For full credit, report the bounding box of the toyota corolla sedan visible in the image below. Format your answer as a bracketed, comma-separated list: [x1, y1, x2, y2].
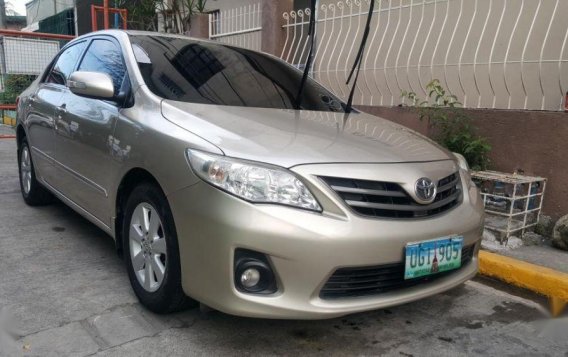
[16, 30, 484, 319]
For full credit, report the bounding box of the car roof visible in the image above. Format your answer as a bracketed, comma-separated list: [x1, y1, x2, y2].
[76, 29, 218, 45]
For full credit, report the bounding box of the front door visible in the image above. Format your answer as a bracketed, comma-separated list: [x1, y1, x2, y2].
[26, 41, 87, 185]
[54, 38, 128, 227]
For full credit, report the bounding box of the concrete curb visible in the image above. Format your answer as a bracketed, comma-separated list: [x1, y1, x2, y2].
[479, 250, 568, 316]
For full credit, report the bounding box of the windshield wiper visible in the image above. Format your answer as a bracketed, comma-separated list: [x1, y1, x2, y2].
[295, 0, 317, 109]
[345, 0, 375, 113]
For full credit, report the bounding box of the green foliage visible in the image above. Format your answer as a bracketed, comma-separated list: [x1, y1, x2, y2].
[117, 0, 161, 31]
[176, 0, 209, 32]
[401, 80, 491, 171]
[118, 0, 208, 33]
[1, 74, 35, 104]
[190, 0, 208, 13]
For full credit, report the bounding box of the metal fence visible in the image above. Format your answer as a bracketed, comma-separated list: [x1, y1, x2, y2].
[281, 0, 568, 111]
[0, 30, 74, 126]
[209, 3, 262, 51]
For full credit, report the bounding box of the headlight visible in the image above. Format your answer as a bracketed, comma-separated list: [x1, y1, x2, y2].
[187, 149, 321, 211]
[453, 153, 470, 171]
[453, 152, 476, 188]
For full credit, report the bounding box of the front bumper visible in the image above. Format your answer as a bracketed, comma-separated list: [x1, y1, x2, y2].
[168, 162, 484, 319]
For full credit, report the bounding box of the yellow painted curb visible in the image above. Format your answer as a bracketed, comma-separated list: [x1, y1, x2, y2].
[2, 116, 15, 126]
[479, 250, 568, 316]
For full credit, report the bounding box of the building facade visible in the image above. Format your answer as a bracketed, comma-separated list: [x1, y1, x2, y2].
[24, 0, 75, 32]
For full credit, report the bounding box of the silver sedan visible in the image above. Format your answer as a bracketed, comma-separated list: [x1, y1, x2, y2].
[15, 30, 484, 319]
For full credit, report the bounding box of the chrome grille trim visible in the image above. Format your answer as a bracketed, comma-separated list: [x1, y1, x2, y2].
[437, 176, 460, 193]
[320, 172, 462, 219]
[329, 186, 407, 197]
[345, 191, 460, 212]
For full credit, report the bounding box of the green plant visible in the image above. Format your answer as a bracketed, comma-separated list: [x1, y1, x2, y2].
[401, 80, 491, 171]
[119, 0, 208, 33]
[191, 0, 208, 13]
[117, 0, 161, 31]
[1, 74, 35, 104]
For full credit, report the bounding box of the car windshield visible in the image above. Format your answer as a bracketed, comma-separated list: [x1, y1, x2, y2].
[128, 34, 345, 112]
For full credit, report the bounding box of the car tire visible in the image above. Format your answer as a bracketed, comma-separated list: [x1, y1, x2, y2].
[123, 182, 197, 313]
[18, 137, 53, 206]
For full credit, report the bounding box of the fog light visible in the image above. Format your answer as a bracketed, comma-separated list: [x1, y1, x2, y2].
[240, 268, 260, 288]
[234, 249, 278, 294]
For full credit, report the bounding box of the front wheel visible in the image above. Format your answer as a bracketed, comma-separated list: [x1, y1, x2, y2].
[123, 182, 196, 313]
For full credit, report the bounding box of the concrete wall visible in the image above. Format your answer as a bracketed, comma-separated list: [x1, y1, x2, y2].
[188, 14, 209, 38]
[359, 105, 568, 220]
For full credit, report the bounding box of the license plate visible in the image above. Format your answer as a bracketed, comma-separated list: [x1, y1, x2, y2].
[404, 236, 463, 280]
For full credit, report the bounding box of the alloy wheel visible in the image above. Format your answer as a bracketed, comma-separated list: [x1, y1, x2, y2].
[20, 146, 32, 195]
[129, 202, 167, 292]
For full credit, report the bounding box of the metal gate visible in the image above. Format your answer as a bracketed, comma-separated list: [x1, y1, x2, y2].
[281, 0, 568, 111]
[209, 3, 262, 51]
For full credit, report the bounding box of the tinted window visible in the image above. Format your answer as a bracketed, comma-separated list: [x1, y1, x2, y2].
[129, 35, 345, 112]
[46, 41, 87, 85]
[78, 39, 126, 93]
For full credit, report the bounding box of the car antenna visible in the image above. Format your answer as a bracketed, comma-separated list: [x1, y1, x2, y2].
[295, 0, 317, 110]
[345, 0, 375, 113]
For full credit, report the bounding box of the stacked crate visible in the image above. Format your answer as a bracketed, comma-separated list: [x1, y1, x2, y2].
[471, 171, 546, 242]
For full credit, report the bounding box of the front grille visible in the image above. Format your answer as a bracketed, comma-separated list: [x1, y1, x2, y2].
[320, 173, 461, 219]
[320, 245, 475, 299]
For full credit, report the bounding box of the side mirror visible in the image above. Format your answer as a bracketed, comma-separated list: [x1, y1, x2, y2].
[67, 71, 115, 99]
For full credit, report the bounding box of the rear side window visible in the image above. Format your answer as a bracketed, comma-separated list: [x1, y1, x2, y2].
[78, 39, 126, 93]
[45, 41, 87, 86]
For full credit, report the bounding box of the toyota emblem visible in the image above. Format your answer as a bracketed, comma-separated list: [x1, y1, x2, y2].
[415, 177, 437, 203]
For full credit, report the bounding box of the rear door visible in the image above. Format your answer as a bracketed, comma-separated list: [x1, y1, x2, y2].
[54, 37, 128, 226]
[26, 41, 86, 185]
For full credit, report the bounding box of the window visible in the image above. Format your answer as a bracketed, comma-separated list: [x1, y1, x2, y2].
[46, 41, 87, 86]
[129, 35, 345, 112]
[78, 39, 126, 94]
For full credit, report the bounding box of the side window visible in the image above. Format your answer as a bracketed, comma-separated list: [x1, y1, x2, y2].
[45, 42, 87, 85]
[78, 39, 126, 94]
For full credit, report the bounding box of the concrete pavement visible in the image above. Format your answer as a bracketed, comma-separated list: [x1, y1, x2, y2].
[0, 130, 566, 356]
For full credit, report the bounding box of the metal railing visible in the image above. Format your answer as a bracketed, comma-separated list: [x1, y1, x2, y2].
[0, 30, 75, 126]
[281, 0, 568, 111]
[209, 3, 262, 51]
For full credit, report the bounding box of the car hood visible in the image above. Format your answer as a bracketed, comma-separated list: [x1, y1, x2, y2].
[161, 101, 452, 168]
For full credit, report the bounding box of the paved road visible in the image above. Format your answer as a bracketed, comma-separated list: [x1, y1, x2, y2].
[0, 131, 566, 356]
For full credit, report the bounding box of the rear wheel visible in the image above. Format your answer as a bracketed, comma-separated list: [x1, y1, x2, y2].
[18, 137, 53, 206]
[123, 182, 196, 313]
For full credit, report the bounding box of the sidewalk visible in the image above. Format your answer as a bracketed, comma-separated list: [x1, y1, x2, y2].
[498, 244, 568, 274]
[0, 124, 15, 137]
